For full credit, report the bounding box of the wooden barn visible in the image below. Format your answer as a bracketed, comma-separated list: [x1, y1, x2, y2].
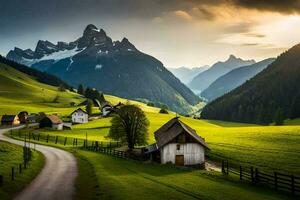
[146, 117, 209, 166]
[39, 115, 63, 130]
[1, 115, 20, 126]
[18, 111, 29, 123]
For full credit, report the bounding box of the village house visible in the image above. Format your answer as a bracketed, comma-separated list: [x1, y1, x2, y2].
[1, 115, 20, 126]
[18, 111, 29, 123]
[71, 108, 88, 124]
[101, 101, 124, 117]
[146, 117, 209, 166]
[39, 115, 63, 130]
[27, 114, 38, 123]
[101, 102, 114, 117]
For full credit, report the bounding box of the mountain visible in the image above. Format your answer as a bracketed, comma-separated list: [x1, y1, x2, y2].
[188, 55, 256, 93]
[0, 55, 70, 88]
[168, 66, 210, 85]
[6, 24, 200, 114]
[201, 58, 275, 101]
[201, 43, 300, 124]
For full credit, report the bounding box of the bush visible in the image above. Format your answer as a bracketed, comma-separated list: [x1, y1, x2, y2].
[159, 108, 169, 114]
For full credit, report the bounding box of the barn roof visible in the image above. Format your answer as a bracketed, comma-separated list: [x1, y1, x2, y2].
[71, 108, 87, 115]
[154, 117, 209, 149]
[46, 115, 63, 124]
[1, 115, 18, 122]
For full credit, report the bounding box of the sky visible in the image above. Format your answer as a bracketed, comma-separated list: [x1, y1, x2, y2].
[1, 0, 300, 68]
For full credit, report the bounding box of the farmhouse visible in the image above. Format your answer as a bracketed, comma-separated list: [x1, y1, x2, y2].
[39, 115, 63, 130]
[71, 108, 88, 124]
[146, 117, 209, 166]
[18, 111, 28, 123]
[1, 115, 20, 126]
[101, 101, 124, 117]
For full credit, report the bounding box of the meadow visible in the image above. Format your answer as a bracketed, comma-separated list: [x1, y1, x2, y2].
[34, 109, 300, 175]
[0, 141, 44, 200]
[74, 149, 291, 200]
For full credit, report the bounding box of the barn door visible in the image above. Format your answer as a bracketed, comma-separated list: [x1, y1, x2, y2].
[175, 155, 184, 166]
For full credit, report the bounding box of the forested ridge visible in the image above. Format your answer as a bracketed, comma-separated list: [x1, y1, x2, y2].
[201, 43, 300, 124]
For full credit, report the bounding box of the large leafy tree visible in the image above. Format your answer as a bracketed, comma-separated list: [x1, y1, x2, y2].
[109, 105, 149, 150]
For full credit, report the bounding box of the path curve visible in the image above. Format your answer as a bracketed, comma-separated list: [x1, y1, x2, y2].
[0, 125, 77, 200]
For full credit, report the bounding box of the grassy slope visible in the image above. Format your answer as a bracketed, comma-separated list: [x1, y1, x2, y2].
[0, 141, 44, 200]
[76, 150, 290, 200]
[0, 63, 84, 115]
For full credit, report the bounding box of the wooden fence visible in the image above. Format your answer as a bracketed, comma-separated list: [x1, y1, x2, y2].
[10, 130, 120, 148]
[0, 146, 32, 187]
[85, 145, 128, 158]
[222, 160, 300, 196]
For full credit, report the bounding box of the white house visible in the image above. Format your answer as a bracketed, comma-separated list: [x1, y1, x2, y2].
[71, 108, 88, 124]
[146, 117, 209, 166]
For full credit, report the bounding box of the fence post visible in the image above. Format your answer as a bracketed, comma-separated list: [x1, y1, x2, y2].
[76, 138, 78, 146]
[226, 160, 229, 175]
[291, 175, 295, 196]
[221, 161, 224, 174]
[0, 175, 3, 187]
[46, 135, 49, 143]
[240, 166, 242, 180]
[274, 172, 278, 190]
[19, 163, 22, 174]
[11, 167, 14, 181]
[55, 136, 58, 144]
[64, 137, 67, 146]
[255, 168, 259, 183]
[251, 167, 254, 183]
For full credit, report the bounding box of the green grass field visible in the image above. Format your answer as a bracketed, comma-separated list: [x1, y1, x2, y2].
[75, 150, 290, 200]
[36, 112, 300, 175]
[0, 141, 44, 200]
[0, 63, 85, 116]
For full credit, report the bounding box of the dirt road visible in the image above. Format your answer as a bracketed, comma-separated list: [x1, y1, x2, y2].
[0, 126, 77, 200]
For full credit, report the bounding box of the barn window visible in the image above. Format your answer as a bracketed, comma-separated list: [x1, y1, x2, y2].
[177, 144, 180, 150]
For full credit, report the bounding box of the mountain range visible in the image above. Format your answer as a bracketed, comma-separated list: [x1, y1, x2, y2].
[201, 43, 300, 124]
[168, 66, 210, 85]
[6, 24, 200, 114]
[201, 58, 275, 101]
[188, 55, 256, 93]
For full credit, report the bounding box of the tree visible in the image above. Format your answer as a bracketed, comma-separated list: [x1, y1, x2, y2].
[58, 84, 66, 92]
[108, 105, 149, 150]
[78, 84, 85, 95]
[274, 108, 284, 125]
[86, 99, 93, 115]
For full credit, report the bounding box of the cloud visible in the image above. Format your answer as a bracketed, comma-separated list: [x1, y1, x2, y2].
[232, 0, 300, 14]
[173, 10, 193, 21]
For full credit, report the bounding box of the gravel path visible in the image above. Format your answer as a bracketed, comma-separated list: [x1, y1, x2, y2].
[0, 125, 77, 200]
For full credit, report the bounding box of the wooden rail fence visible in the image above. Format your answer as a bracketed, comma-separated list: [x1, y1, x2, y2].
[0, 146, 32, 187]
[222, 160, 300, 196]
[10, 130, 120, 149]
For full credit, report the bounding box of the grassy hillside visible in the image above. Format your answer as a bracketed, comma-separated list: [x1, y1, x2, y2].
[0, 63, 85, 115]
[0, 141, 44, 200]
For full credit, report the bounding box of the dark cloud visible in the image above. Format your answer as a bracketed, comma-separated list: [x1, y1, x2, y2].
[232, 0, 300, 14]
